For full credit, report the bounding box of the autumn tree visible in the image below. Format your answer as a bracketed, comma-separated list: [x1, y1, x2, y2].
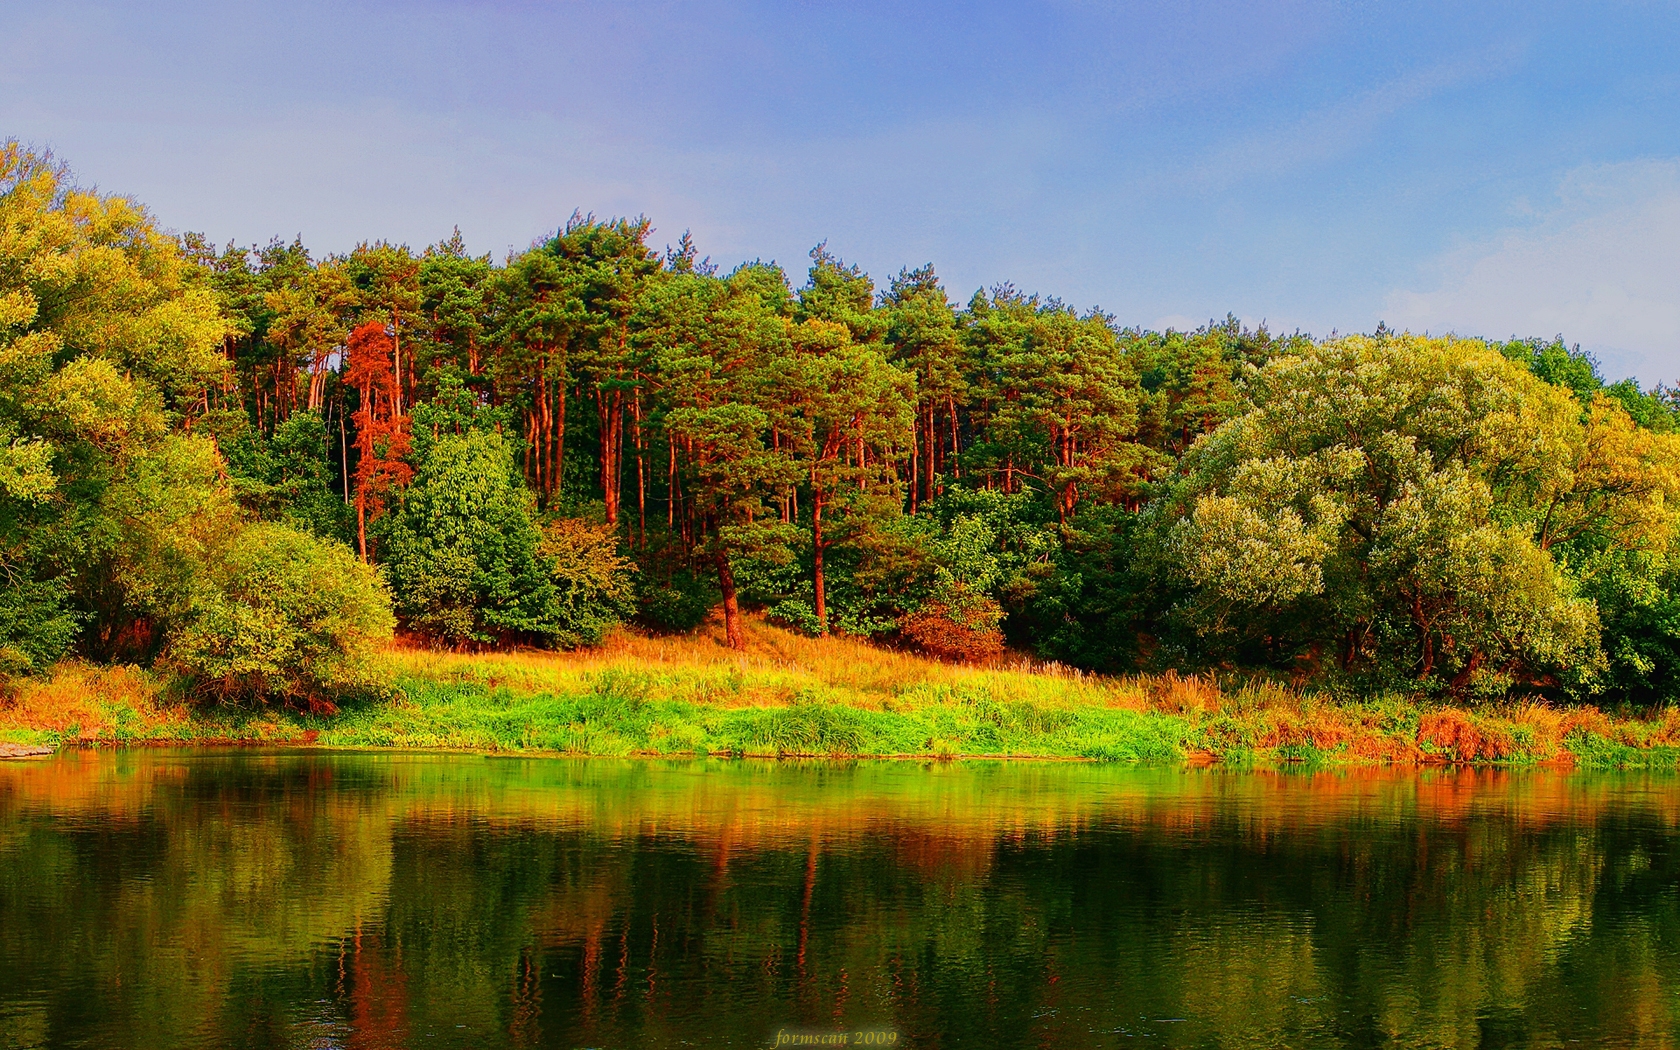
[344, 321, 413, 561]
[345, 242, 422, 411]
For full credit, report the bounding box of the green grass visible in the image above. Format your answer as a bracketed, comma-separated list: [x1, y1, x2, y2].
[5, 616, 1680, 766]
[308, 675, 1192, 760]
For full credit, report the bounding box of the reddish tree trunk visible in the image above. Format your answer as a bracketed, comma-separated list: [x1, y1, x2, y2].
[812, 487, 827, 636]
[356, 494, 368, 562]
[716, 552, 744, 650]
[948, 394, 960, 478]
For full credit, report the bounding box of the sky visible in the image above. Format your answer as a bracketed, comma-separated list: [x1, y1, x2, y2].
[5, 0, 1680, 382]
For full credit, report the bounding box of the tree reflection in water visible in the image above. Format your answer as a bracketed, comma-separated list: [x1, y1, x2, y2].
[1, 751, 1676, 1048]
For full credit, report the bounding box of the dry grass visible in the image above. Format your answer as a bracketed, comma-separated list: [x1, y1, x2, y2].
[0, 664, 187, 745]
[2, 613, 1679, 767]
[381, 612, 1153, 715]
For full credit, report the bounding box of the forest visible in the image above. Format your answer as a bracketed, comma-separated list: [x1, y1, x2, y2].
[8, 139, 1680, 712]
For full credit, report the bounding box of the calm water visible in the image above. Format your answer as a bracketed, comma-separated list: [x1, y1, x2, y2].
[1, 752, 1678, 1049]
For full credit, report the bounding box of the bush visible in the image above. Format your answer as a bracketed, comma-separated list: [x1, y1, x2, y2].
[164, 522, 393, 707]
[899, 596, 1006, 662]
[381, 430, 558, 647]
[540, 516, 636, 646]
[0, 580, 80, 676]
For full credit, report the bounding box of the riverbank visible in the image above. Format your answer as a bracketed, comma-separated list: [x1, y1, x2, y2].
[3, 618, 1678, 766]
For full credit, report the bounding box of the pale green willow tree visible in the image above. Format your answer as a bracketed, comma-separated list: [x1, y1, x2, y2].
[1165, 333, 1634, 693]
[0, 142, 226, 668]
[165, 522, 394, 707]
[0, 142, 392, 700]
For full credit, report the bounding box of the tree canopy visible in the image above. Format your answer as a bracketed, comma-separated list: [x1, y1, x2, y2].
[14, 140, 1680, 707]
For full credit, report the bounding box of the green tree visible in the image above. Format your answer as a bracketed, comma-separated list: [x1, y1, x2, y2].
[974, 294, 1158, 521]
[549, 215, 662, 527]
[659, 265, 800, 649]
[1166, 334, 1617, 693]
[419, 228, 495, 382]
[380, 428, 559, 647]
[0, 142, 231, 670]
[777, 319, 914, 634]
[796, 243, 884, 343]
[1131, 315, 1301, 457]
[883, 264, 967, 511]
[490, 246, 582, 508]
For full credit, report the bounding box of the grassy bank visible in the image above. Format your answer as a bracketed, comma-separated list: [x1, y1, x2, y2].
[3, 617, 1679, 766]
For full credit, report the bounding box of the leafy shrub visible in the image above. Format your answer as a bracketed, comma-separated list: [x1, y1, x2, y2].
[0, 580, 80, 676]
[164, 522, 393, 707]
[899, 591, 1006, 662]
[540, 516, 637, 646]
[381, 430, 558, 647]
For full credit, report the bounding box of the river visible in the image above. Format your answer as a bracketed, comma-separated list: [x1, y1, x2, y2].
[1, 750, 1676, 1048]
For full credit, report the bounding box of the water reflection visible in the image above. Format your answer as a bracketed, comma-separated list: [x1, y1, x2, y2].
[1, 752, 1677, 1048]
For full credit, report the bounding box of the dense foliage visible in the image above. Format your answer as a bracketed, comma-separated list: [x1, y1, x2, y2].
[12, 140, 1680, 705]
[164, 522, 393, 706]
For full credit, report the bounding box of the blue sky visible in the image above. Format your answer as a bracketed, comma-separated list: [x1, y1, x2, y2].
[6, 1, 1680, 382]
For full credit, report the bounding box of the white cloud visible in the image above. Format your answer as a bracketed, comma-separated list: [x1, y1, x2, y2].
[1387, 159, 1680, 384]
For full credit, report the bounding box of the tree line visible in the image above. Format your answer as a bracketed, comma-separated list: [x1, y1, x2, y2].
[7, 140, 1680, 706]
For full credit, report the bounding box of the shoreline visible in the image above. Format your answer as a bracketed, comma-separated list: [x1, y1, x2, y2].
[1, 738, 1650, 769]
[1, 743, 1630, 771]
[4, 622, 1679, 769]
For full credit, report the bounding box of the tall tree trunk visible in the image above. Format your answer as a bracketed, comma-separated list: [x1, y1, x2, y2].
[392, 316, 403, 414]
[525, 408, 540, 500]
[356, 493, 368, 563]
[910, 428, 919, 514]
[598, 388, 624, 526]
[925, 405, 937, 503]
[948, 394, 960, 478]
[610, 392, 623, 523]
[552, 369, 567, 507]
[668, 441, 677, 529]
[1413, 591, 1434, 679]
[633, 386, 646, 547]
[716, 552, 744, 650]
[340, 409, 350, 504]
[812, 484, 827, 636]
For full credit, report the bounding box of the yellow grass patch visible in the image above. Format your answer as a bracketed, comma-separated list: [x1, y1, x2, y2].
[0, 663, 189, 743]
